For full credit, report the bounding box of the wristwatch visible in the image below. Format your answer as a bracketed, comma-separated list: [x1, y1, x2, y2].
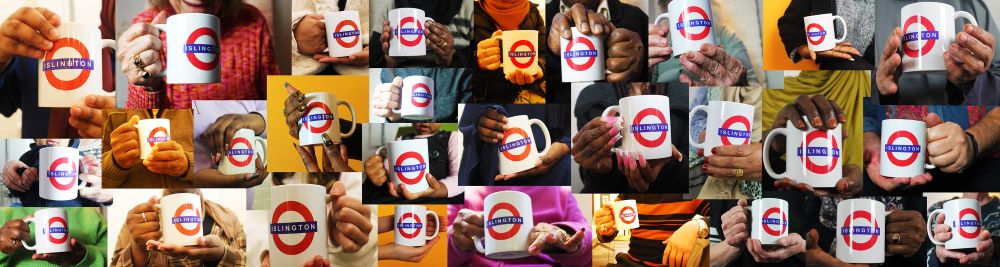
[692, 214, 709, 238]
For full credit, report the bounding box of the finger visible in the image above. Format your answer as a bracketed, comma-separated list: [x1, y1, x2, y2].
[569, 4, 592, 35]
[948, 44, 986, 74]
[794, 95, 824, 130]
[0, 37, 44, 58]
[963, 24, 995, 50]
[13, 7, 60, 41]
[2, 18, 54, 50]
[810, 95, 839, 129]
[881, 27, 903, 62]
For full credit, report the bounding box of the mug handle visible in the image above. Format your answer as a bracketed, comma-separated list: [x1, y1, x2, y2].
[21, 217, 36, 250]
[337, 99, 357, 138]
[653, 13, 670, 27]
[688, 105, 708, 149]
[762, 128, 790, 179]
[323, 195, 344, 253]
[528, 118, 552, 157]
[152, 25, 169, 77]
[425, 210, 440, 240]
[600, 105, 623, 141]
[954, 11, 979, 28]
[832, 16, 848, 43]
[473, 235, 487, 253]
[926, 209, 946, 245]
[254, 136, 267, 167]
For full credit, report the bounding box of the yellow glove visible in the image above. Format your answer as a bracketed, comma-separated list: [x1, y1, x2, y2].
[477, 30, 502, 70]
[505, 69, 544, 85]
[661, 219, 707, 267]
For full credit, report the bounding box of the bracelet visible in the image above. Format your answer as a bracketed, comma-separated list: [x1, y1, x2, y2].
[966, 131, 980, 159]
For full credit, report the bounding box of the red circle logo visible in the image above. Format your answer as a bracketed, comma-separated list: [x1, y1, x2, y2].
[302, 101, 334, 134]
[500, 127, 533, 162]
[333, 19, 361, 48]
[902, 15, 939, 58]
[184, 27, 220, 71]
[884, 131, 921, 167]
[676, 6, 713, 41]
[147, 127, 170, 147]
[396, 17, 424, 47]
[957, 208, 981, 239]
[797, 130, 840, 174]
[410, 83, 432, 108]
[618, 206, 637, 224]
[47, 216, 68, 244]
[761, 207, 788, 236]
[631, 108, 670, 148]
[47, 157, 78, 191]
[271, 201, 318, 255]
[508, 40, 536, 69]
[396, 212, 423, 239]
[394, 151, 427, 185]
[563, 37, 598, 71]
[172, 203, 202, 236]
[719, 115, 751, 146]
[227, 137, 254, 167]
[840, 210, 880, 251]
[487, 202, 524, 240]
[806, 23, 827, 46]
[43, 37, 93, 91]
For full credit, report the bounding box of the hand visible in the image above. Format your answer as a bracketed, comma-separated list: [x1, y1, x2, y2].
[616, 145, 682, 192]
[146, 235, 225, 262]
[283, 82, 306, 138]
[380, 20, 398, 67]
[2, 160, 36, 192]
[547, 3, 612, 58]
[0, 217, 29, 255]
[876, 27, 903, 96]
[495, 143, 570, 181]
[886, 210, 926, 257]
[795, 42, 861, 61]
[476, 108, 507, 144]
[933, 213, 994, 264]
[294, 14, 327, 56]
[648, 23, 671, 67]
[69, 95, 114, 138]
[379, 237, 441, 262]
[79, 173, 112, 203]
[661, 219, 705, 266]
[0, 7, 61, 64]
[313, 46, 369, 65]
[774, 164, 862, 197]
[747, 234, 805, 263]
[527, 222, 585, 255]
[371, 77, 402, 122]
[294, 136, 352, 172]
[944, 24, 995, 86]
[143, 141, 189, 177]
[804, 228, 869, 267]
[768, 94, 847, 152]
[195, 155, 267, 188]
[925, 113, 973, 173]
[864, 132, 933, 191]
[117, 11, 167, 89]
[297, 255, 330, 267]
[721, 199, 749, 247]
[426, 20, 455, 66]
[450, 209, 484, 251]
[678, 43, 746, 86]
[125, 197, 160, 252]
[111, 115, 142, 169]
[477, 30, 502, 70]
[33, 238, 87, 266]
[606, 28, 644, 82]
[328, 182, 372, 253]
[200, 113, 266, 156]
[395, 173, 448, 199]
[703, 143, 763, 181]
[363, 153, 388, 186]
[593, 203, 617, 237]
[571, 117, 617, 174]
[505, 69, 544, 85]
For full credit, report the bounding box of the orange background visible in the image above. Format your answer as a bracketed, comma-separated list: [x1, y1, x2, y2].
[377, 204, 450, 266]
[762, 0, 820, 70]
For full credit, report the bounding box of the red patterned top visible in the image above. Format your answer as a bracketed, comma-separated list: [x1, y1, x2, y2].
[126, 4, 279, 108]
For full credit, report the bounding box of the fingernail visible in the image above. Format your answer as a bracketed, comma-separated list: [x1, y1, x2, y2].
[838, 114, 846, 122]
[711, 147, 718, 154]
[580, 23, 589, 31]
[828, 118, 837, 128]
[529, 245, 538, 253]
[607, 135, 618, 146]
[322, 134, 333, 147]
[48, 29, 58, 37]
[795, 120, 805, 128]
[608, 125, 619, 136]
[284, 82, 290, 88]
[812, 118, 822, 127]
[638, 154, 647, 167]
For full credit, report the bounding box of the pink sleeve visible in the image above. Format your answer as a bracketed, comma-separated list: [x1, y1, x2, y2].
[447, 199, 474, 265]
[125, 84, 165, 108]
[442, 131, 464, 197]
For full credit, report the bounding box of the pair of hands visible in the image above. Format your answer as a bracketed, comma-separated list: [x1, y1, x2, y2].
[451, 209, 585, 255]
[124, 196, 225, 263]
[364, 153, 448, 199]
[795, 42, 862, 62]
[380, 19, 454, 67]
[931, 213, 994, 264]
[877, 25, 996, 95]
[283, 82, 353, 172]
[648, 23, 747, 86]
[803, 210, 927, 266]
[696, 132, 763, 182]
[110, 115, 189, 177]
[548, 4, 643, 82]
[720, 199, 805, 263]
[376, 213, 446, 262]
[192, 112, 269, 187]
[864, 112, 973, 191]
[571, 116, 679, 192]
[117, 11, 167, 90]
[0, 216, 88, 265]
[476, 108, 569, 181]
[294, 14, 369, 65]
[476, 30, 544, 85]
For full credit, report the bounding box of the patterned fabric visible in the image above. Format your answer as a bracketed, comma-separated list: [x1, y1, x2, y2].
[835, 0, 876, 54]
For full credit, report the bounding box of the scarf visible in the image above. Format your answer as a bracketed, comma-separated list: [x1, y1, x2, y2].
[481, 0, 530, 30]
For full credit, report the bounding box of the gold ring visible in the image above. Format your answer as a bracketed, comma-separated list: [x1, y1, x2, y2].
[142, 212, 147, 223]
[892, 233, 901, 244]
[732, 168, 744, 178]
[132, 54, 146, 68]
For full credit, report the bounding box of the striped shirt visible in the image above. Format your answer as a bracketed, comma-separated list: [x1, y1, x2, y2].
[605, 195, 709, 266]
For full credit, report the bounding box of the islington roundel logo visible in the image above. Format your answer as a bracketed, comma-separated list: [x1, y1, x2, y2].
[393, 151, 427, 185]
[43, 37, 94, 91]
[333, 20, 361, 48]
[172, 203, 202, 236]
[884, 131, 921, 167]
[508, 40, 536, 69]
[806, 23, 827, 46]
[301, 101, 334, 134]
[395, 17, 425, 47]
[500, 127, 533, 162]
[47, 157, 78, 191]
[840, 210, 881, 251]
[631, 108, 670, 148]
[410, 83, 432, 108]
[46, 216, 69, 244]
[270, 201, 319, 255]
[761, 207, 788, 236]
[676, 6, 713, 41]
[718, 115, 752, 145]
[147, 127, 170, 147]
[227, 137, 254, 167]
[618, 206, 637, 224]
[955, 208, 981, 239]
[396, 212, 424, 239]
[902, 15, 939, 58]
[796, 130, 840, 174]
[184, 27, 220, 71]
[563, 37, 598, 71]
[487, 202, 524, 240]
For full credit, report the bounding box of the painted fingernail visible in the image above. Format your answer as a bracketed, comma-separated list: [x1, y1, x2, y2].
[284, 82, 290, 88]
[828, 118, 837, 128]
[607, 135, 618, 146]
[795, 120, 805, 128]
[529, 245, 538, 253]
[608, 125, 619, 136]
[711, 147, 718, 155]
[838, 114, 847, 122]
[638, 154, 647, 167]
[812, 118, 822, 127]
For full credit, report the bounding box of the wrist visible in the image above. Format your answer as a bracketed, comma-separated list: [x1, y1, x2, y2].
[966, 131, 981, 160]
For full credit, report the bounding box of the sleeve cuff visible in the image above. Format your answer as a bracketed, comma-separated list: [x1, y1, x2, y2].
[126, 85, 165, 108]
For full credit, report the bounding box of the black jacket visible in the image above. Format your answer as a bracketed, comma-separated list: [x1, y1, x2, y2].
[777, 0, 874, 70]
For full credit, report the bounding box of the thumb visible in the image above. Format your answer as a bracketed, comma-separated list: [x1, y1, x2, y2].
[391, 76, 403, 89]
[805, 229, 819, 249]
[152, 10, 168, 25]
[737, 198, 748, 207]
[924, 113, 943, 127]
[128, 115, 141, 125]
[304, 13, 325, 20]
[284, 82, 300, 95]
[329, 180, 346, 198]
[491, 29, 503, 39]
[86, 95, 114, 109]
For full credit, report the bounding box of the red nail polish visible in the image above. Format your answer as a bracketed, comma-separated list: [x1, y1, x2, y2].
[711, 147, 718, 155]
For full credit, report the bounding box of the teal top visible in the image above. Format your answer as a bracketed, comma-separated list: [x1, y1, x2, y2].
[0, 208, 107, 267]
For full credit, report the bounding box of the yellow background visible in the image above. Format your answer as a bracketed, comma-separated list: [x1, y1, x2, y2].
[762, 0, 820, 70]
[377, 204, 450, 266]
[265, 75, 369, 172]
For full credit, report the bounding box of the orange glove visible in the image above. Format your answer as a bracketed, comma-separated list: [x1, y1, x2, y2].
[505, 69, 544, 85]
[662, 218, 707, 267]
[476, 30, 502, 70]
[143, 141, 189, 177]
[110, 115, 141, 169]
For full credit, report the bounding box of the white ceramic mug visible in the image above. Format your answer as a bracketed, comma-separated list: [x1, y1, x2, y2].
[270, 184, 340, 264]
[501, 30, 541, 75]
[803, 13, 847, 52]
[159, 193, 203, 246]
[611, 200, 639, 230]
[560, 27, 605, 82]
[23, 208, 70, 254]
[498, 115, 552, 175]
[219, 128, 267, 175]
[137, 118, 171, 160]
[901, 2, 978, 72]
[298, 92, 357, 145]
[38, 22, 114, 108]
[154, 13, 221, 84]
[928, 199, 981, 250]
[394, 205, 440, 247]
[324, 11, 363, 57]
[474, 190, 533, 259]
[836, 199, 885, 264]
[879, 119, 935, 178]
[601, 95, 672, 159]
[39, 147, 83, 201]
[389, 139, 430, 193]
[763, 119, 842, 188]
[393, 76, 434, 120]
[653, 0, 716, 56]
[388, 8, 431, 57]
[689, 101, 754, 156]
[746, 198, 789, 245]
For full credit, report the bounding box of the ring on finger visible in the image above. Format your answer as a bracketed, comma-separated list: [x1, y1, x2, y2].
[132, 54, 147, 68]
[142, 212, 148, 223]
[141, 70, 151, 80]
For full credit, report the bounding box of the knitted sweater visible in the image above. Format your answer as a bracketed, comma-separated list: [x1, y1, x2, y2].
[101, 109, 195, 188]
